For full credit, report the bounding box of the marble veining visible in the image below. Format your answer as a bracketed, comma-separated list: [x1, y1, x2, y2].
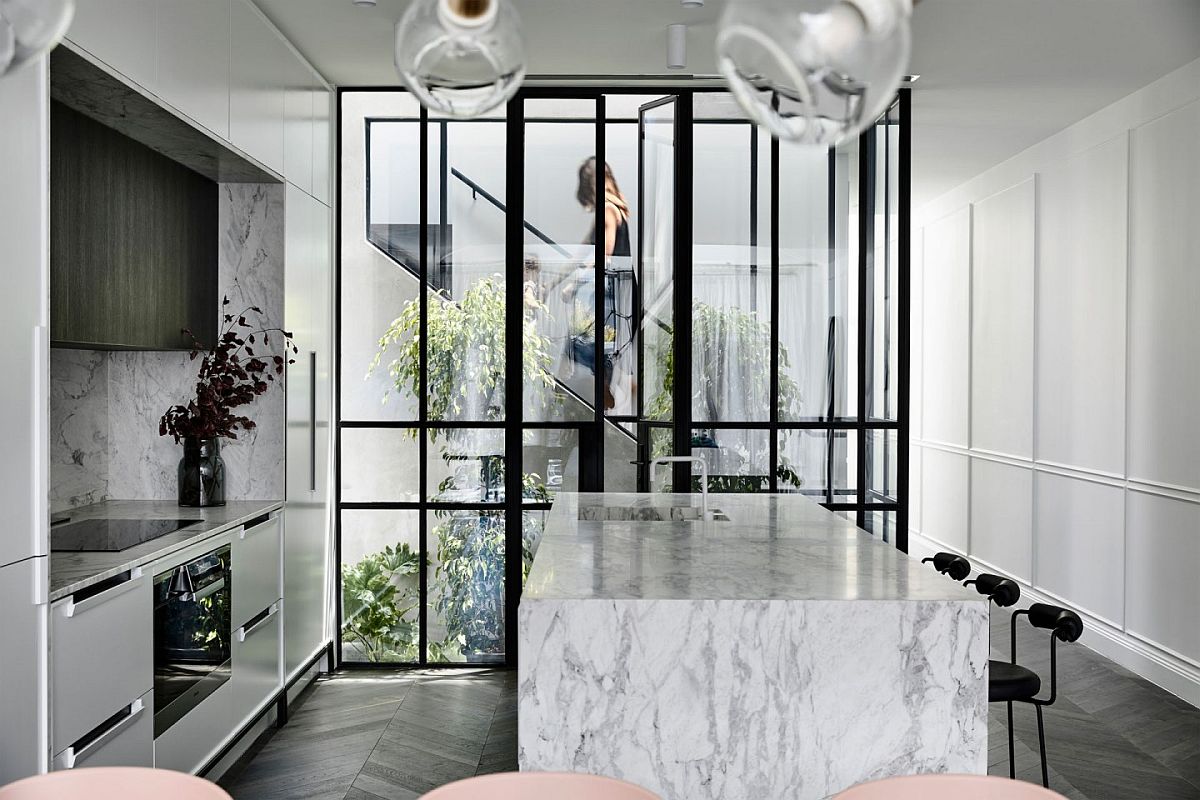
[50, 184, 286, 505]
[519, 493, 989, 800]
[49, 499, 282, 601]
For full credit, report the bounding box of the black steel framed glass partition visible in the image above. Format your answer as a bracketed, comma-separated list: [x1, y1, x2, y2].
[336, 87, 910, 668]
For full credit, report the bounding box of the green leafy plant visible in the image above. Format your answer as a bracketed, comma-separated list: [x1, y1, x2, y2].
[647, 301, 804, 489]
[341, 543, 420, 662]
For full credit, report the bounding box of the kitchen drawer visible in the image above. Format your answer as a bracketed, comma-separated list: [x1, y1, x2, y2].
[52, 689, 152, 771]
[153, 678, 233, 774]
[51, 568, 153, 754]
[232, 512, 282, 628]
[232, 601, 282, 722]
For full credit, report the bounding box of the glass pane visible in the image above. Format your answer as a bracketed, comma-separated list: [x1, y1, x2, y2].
[604, 110, 644, 419]
[427, 427, 506, 503]
[864, 510, 898, 543]
[603, 423, 638, 492]
[427, 509, 505, 664]
[867, 103, 900, 422]
[523, 427, 580, 501]
[693, 116, 771, 423]
[777, 429, 858, 501]
[523, 510, 549, 582]
[523, 99, 598, 422]
[866, 427, 898, 503]
[649, 426, 673, 491]
[340, 510, 421, 664]
[641, 100, 676, 424]
[693, 428, 770, 492]
[340, 428, 420, 503]
[346, 108, 422, 422]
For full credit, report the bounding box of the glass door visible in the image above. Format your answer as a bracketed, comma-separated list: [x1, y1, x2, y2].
[636, 96, 682, 491]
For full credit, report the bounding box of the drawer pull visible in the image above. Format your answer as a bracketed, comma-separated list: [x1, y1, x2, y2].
[236, 602, 280, 642]
[65, 568, 143, 618]
[62, 698, 145, 769]
[238, 513, 276, 540]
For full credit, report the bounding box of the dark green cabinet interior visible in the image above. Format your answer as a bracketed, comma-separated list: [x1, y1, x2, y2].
[50, 101, 217, 350]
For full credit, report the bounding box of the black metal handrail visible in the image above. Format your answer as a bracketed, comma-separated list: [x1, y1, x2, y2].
[451, 168, 572, 259]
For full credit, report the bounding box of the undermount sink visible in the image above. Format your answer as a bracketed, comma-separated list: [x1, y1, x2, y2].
[578, 505, 730, 522]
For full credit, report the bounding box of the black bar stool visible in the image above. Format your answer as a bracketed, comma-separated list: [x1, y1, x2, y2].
[921, 551, 971, 580]
[990, 601, 1084, 788]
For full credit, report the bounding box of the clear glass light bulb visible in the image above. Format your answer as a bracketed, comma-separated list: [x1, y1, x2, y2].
[0, 0, 75, 77]
[394, 0, 526, 119]
[717, 0, 910, 145]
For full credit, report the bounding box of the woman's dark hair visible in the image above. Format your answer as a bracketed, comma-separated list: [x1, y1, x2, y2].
[576, 157, 625, 210]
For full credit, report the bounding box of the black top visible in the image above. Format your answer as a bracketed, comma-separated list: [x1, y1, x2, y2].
[588, 204, 631, 260]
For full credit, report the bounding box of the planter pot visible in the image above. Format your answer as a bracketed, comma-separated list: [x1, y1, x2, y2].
[178, 437, 226, 507]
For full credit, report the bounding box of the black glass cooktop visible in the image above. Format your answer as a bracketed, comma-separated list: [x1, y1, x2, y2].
[50, 518, 202, 552]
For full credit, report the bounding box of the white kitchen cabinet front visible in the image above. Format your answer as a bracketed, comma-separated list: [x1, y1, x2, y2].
[64, 0, 158, 92]
[283, 186, 332, 679]
[229, 0, 288, 175]
[0, 559, 48, 783]
[312, 80, 332, 205]
[155, 0, 231, 139]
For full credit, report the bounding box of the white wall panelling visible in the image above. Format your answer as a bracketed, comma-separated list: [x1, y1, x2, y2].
[969, 457, 1032, 583]
[912, 58, 1200, 705]
[920, 208, 971, 448]
[919, 447, 969, 553]
[1033, 471, 1126, 628]
[156, 0, 231, 138]
[65, 0, 158, 93]
[1035, 134, 1128, 476]
[1125, 490, 1200, 665]
[970, 178, 1035, 459]
[1127, 99, 1200, 494]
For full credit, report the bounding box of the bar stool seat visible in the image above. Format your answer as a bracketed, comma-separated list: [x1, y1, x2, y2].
[0, 768, 231, 799]
[420, 772, 660, 799]
[989, 660, 1042, 702]
[833, 773, 1066, 798]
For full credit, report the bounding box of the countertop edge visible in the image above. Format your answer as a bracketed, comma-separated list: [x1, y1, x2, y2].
[49, 500, 284, 603]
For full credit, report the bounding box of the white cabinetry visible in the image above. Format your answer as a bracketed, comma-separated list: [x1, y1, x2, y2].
[156, 0, 230, 138]
[284, 65, 315, 195]
[65, 0, 157, 91]
[284, 186, 332, 679]
[230, 0, 290, 175]
[312, 80, 332, 204]
[0, 559, 48, 782]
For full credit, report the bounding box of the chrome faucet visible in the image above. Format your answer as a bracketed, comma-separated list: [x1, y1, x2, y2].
[650, 456, 711, 521]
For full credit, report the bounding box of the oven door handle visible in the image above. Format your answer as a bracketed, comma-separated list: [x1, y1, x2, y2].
[236, 602, 280, 643]
[60, 697, 145, 769]
[190, 577, 227, 603]
[65, 568, 144, 618]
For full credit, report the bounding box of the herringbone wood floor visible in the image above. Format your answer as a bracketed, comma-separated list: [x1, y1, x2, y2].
[222, 616, 1199, 800]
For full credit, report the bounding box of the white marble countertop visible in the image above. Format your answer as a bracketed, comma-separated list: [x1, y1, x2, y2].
[49, 499, 283, 601]
[523, 492, 983, 603]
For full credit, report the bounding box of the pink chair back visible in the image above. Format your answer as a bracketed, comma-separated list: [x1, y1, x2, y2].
[0, 768, 232, 800]
[420, 772, 660, 799]
[834, 774, 1067, 799]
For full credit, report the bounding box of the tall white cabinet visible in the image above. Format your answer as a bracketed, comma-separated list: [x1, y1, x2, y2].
[284, 184, 333, 680]
[0, 61, 51, 784]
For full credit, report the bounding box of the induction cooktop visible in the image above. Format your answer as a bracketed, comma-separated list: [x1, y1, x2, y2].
[50, 518, 202, 552]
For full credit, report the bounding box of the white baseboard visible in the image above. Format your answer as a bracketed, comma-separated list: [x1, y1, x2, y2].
[908, 529, 1200, 708]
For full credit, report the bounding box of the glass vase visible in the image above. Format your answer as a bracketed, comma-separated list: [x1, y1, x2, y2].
[178, 437, 226, 507]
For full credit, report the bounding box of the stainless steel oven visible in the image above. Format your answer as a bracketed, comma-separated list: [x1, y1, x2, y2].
[153, 543, 231, 737]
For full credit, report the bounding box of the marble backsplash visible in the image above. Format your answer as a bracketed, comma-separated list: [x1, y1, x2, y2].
[50, 184, 286, 513]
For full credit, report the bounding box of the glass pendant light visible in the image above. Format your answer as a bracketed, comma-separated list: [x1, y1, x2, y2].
[716, 0, 911, 145]
[0, 0, 74, 77]
[394, 0, 525, 119]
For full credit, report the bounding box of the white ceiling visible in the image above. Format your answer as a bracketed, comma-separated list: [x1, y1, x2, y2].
[254, 0, 1200, 208]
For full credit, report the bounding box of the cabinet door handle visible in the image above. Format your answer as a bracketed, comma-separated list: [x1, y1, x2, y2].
[238, 513, 277, 540]
[236, 602, 280, 643]
[309, 350, 317, 492]
[62, 697, 145, 769]
[65, 568, 143, 618]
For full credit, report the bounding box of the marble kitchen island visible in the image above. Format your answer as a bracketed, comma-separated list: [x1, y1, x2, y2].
[518, 493, 989, 800]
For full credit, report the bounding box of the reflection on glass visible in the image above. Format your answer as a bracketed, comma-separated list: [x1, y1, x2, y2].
[691, 428, 771, 492]
[340, 510, 421, 664]
[340, 428, 420, 503]
[523, 427, 579, 501]
[866, 428, 897, 503]
[777, 429, 857, 501]
[427, 428, 506, 502]
[427, 510, 505, 663]
[641, 101, 675, 426]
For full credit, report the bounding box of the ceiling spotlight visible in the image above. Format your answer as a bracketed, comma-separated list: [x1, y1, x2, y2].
[0, 0, 75, 78]
[352, 0, 377, 7]
[681, 0, 704, 7]
[394, 0, 526, 119]
[667, 23, 686, 70]
[717, 0, 912, 146]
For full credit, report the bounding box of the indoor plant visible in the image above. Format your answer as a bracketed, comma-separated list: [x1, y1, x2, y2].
[160, 297, 296, 507]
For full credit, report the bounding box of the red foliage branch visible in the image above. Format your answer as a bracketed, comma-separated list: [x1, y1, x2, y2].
[159, 296, 298, 443]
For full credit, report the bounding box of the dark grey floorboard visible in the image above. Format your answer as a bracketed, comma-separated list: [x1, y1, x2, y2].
[224, 616, 1196, 800]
